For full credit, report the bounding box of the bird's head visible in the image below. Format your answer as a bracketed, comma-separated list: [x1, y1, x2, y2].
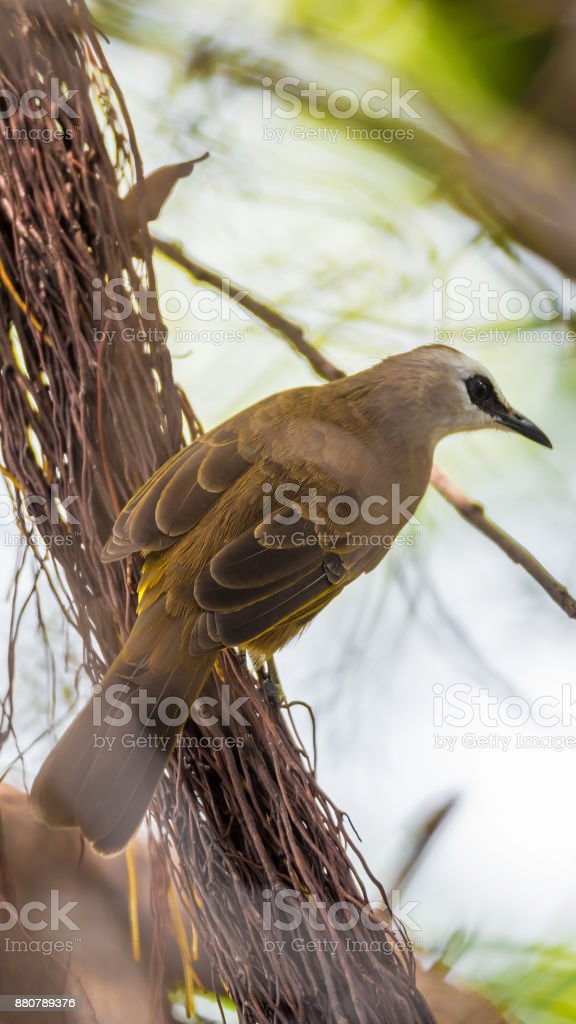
[403, 345, 552, 449]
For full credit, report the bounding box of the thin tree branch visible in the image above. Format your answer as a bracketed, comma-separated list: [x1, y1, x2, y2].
[151, 236, 344, 383]
[153, 236, 576, 621]
[430, 465, 576, 619]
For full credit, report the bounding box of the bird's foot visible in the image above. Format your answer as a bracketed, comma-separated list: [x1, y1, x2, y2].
[259, 659, 287, 707]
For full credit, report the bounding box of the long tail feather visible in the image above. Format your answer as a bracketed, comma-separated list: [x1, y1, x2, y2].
[31, 651, 214, 855]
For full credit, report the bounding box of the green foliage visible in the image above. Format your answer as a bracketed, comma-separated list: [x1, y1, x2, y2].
[433, 933, 576, 1024]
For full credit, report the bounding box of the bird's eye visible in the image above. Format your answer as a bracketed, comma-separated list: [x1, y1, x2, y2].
[466, 375, 493, 406]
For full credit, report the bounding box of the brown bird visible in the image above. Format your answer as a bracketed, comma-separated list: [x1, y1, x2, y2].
[31, 345, 551, 854]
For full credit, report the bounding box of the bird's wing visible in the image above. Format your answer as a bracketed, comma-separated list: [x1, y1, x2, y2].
[103, 396, 381, 652]
[101, 424, 252, 561]
[102, 390, 356, 563]
[188, 516, 352, 652]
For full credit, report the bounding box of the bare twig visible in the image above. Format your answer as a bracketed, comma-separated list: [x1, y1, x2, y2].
[430, 465, 576, 619]
[152, 236, 344, 383]
[392, 798, 458, 892]
[153, 237, 576, 621]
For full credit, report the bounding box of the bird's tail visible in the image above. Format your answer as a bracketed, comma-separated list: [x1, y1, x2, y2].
[31, 623, 215, 855]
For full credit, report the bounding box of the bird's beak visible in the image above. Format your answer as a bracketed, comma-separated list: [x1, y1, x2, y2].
[494, 408, 553, 448]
